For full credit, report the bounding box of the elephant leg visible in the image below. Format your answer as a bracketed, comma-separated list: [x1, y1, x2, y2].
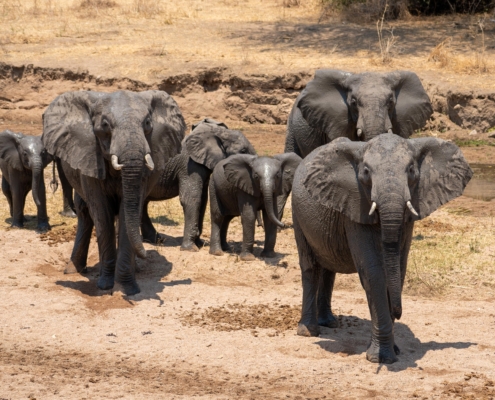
[276, 193, 288, 221]
[57, 160, 76, 218]
[194, 180, 209, 249]
[293, 213, 320, 337]
[10, 178, 25, 228]
[220, 216, 234, 252]
[2, 177, 13, 217]
[209, 210, 225, 256]
[141, 200, 161, 244]
[66, 194, 93, 274]
[35, 176, 50, 232]
[345, 221, 397, 364]
[240, 204, 256, 261]
[317, 269, 339, 328]
[260, 208, 277, 258]
[115, 201, 140, 296]
[180, 173, 207, 252]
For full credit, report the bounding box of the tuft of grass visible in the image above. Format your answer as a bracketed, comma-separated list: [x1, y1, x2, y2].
[454, 139, 495, 147]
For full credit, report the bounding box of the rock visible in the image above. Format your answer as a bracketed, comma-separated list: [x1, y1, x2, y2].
[469, 130, 478, 136]
[15, 100, 39, 110]
[488, 132, 495, 138]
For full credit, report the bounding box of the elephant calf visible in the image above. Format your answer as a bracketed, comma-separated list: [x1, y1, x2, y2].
[142, 118, 256, 251]
[292, 134, 472, 363]
[209, 153, 301, 261]
[0, 130, 51, 231]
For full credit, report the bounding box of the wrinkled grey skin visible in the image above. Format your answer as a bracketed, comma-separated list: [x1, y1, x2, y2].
[292, 134, 472, 364]
[52, 158, 77, 218]
[209, 153, 301, 261]
[0, 130, 51, 231]
[142, 118, 256, 251]
[42, 90, 185, 296]
[280, 70, 433, 218]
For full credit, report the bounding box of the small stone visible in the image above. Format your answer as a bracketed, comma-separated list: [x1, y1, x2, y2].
[15, 100, 39, 110]
[469, 130, 477, 136]
[453, 104, 462, 110]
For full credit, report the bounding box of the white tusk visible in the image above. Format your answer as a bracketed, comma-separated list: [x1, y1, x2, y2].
[407, 201, 419, 217]
[388, 129, 393, 134]
[145, 154, 154, 171]
[111, 155, 123, 170]
[357, 128, 363, 137]
[369, 201, 377, 216]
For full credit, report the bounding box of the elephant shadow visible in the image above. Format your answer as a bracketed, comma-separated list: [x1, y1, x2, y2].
[315, 315, 476, 371]
[55, 249, 190, 304]
[224, 240, 289, 265]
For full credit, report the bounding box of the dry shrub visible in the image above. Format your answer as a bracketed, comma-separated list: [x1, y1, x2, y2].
[428, 37, 453, 68]
[133, 0, 162, 18]
[322, 0, 409, 22]
[78, 0, 117, 9]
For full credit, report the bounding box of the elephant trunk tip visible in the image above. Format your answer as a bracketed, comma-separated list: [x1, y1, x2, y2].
[137, 247, 147, 259]
[392, 306, 402, 320]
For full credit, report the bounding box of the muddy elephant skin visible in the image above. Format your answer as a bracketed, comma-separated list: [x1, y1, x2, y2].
[292, 134, 472, 364]
[0, 130, 51, 231]
[209, 153, 301, 261]
[141, 118, 256, 251]
[42, 90, 186, 296]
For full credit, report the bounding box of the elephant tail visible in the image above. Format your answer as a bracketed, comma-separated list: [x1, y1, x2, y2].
[50, 159, 59, 193]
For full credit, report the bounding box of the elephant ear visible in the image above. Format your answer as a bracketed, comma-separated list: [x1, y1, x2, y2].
[388, 71, 433, 138]
[140, 90, 186, 173]
[303, 139, 378, 225]
[410, 138, 472, 219]
[297, 69, 353, 141]
[185, 125, 226, 170]
[273, 153, 302, 195]
[223, 154, 259, 196]
[0, 130, 23, 171]
[191, 118, 228, 131]
[42, 91, 106, 179]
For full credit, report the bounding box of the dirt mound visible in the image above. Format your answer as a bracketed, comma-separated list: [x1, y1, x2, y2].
[39, 224, 85, 246]
[440, 373, 495, 399]
[2, 62, 495, 133]
[181, 303, 301, 334]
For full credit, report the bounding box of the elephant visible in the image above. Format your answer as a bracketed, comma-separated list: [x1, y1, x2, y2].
[0, 130, 51, 231]
[42, 90, 186, 296]
[291, 133, 472, 363]
[141, 118, 256, 251]
[209, 153, 301, 261]
[285, 69, 433, 157]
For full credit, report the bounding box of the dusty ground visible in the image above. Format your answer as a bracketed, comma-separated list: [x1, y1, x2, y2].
[1, 1, 495, 399]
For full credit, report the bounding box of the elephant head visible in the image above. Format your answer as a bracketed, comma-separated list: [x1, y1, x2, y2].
[224, 153, 302, 228]
[297, 70, 433, 142]
[42, 90, 185, 258]
[185, 118, 256, 169]
[0, 130, 51, 207]
[304, 134, 472, 320]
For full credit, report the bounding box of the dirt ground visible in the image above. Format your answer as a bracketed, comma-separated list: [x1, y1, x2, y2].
[1, 1, 495, 399]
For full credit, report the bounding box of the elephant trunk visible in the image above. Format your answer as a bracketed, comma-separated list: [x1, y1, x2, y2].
[261, 180, 285, 229]
[378, 194, 404, 320]
[121, 153, 147, 259]
[31, 157, 43, 207]
[359, 103, 393, 140]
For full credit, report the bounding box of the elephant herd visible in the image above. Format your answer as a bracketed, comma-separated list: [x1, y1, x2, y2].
[0, 70, 473, 364]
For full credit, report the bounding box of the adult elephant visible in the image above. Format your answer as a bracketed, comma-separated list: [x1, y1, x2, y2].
[292, 134, 472, 363]
[42, 90, 186, 296]
[0, 130, 51, 231]
[141, 118, 256, 251]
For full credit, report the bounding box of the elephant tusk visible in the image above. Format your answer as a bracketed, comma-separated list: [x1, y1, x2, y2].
[111, 155, 123, 170]
[369, 201, 377, 216]
[357, 128, 363, 138]
[406, 200, 419, 217]
[145, 154, 154, 171]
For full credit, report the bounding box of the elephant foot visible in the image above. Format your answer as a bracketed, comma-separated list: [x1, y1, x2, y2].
[297, 323, 320, 337]
[36, 222, 51, 232]
[209, 248, 224, 256]
[180, 241, 199, 252]
[260, 249, 276, 258]
[10, 222, 24, 229]
[60, 209, 77, 218]
[142, 231, 163, 244]
[97, 274, 115, 291]
[221, 243, 231, 252]
[65, 260, 88, 274]
[240, 252, 255, 262]
[194, 237, 205, 248]
[117, 279, 141, 296]
[366, 340, 399, 364]
[318, 314, 339, 329]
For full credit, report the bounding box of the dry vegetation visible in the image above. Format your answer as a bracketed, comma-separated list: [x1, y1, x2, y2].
[0, 0, 494, 82]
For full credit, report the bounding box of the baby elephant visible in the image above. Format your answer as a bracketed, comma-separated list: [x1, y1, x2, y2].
[209, 153, 301, 261]
[0, 130, 51, 231]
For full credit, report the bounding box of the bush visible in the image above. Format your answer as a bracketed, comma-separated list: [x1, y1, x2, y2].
[408, 0, 495, 15]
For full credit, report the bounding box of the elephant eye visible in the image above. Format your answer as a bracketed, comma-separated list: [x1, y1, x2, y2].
[239, 148, 247, 154]
[101, 119, 111, 133]
[360, 166, 371, 186]
[144, 117, 153, 135]
[253, 172, 259, 180]
[350, 97, 357, 106]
